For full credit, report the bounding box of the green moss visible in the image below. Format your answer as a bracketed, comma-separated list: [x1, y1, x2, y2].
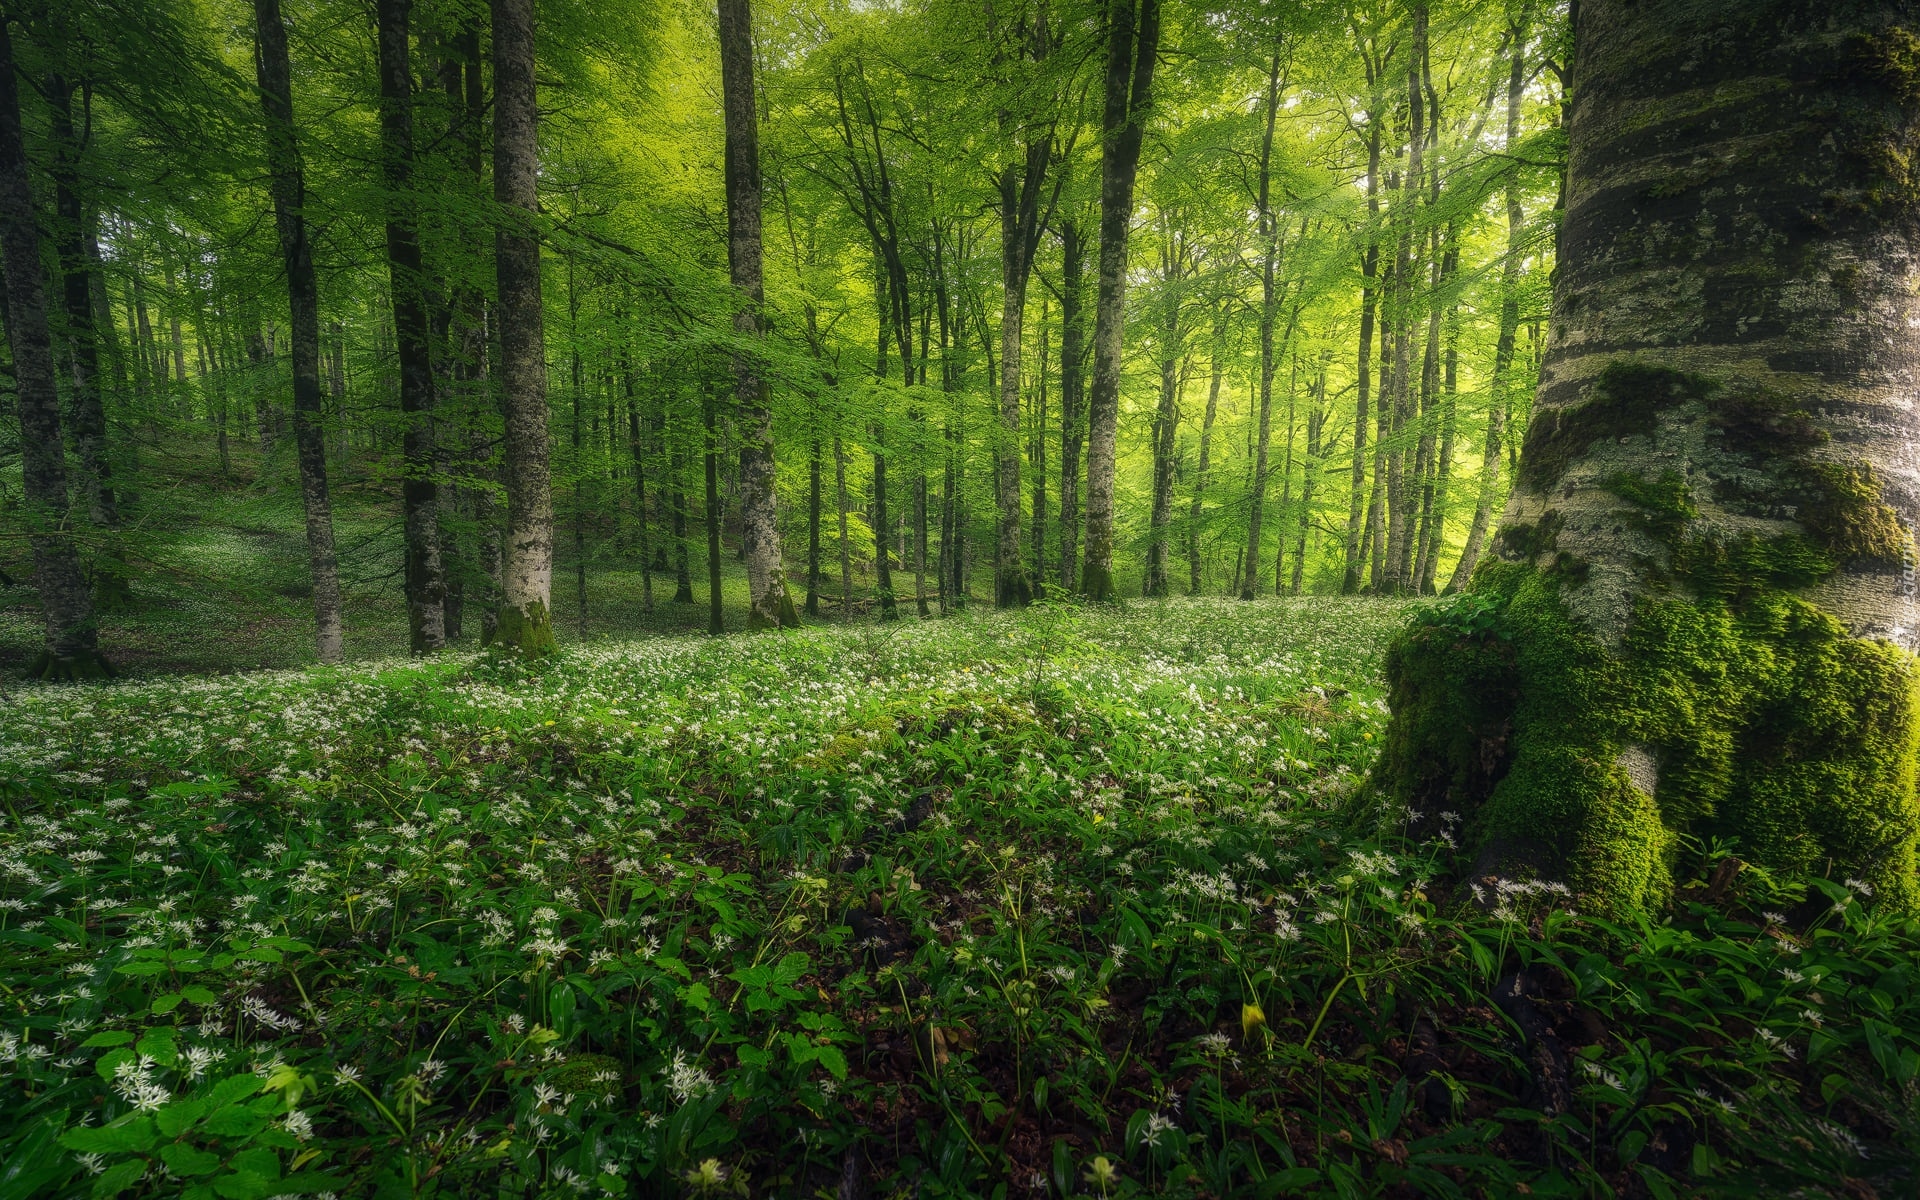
[1603, 470, 1696, 542]
[1376, 560, 1920, 915]
[1672, 532, 1834, 598]
[1517, 363, 1714, 492]
[1801, 461, 1912, 568]
[488, 598, 557, 657]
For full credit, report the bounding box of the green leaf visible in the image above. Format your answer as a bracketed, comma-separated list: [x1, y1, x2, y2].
[200, 1104, 268, 1138]
[61, 1116, 158, 1155]
[94, 1048, 135, 1081]
[736, 1044, 772, 1069]
[159, 1142, 224, 1177]
[228, 1148, 280, 1180]
[813, 1045, 848, 1080]
[206, 1075, 265, 1108]
[156, 1096, 208, 1138]
[136, 1026, 178, 1067]
[81, 1031, 134, 1048]
[181, 985, 220, 1006]
[151, 993, 184, 1015]
[90, 1160, 146, 1200]
[212, 1173, 274, 1200]
[114, 962, 169, 977]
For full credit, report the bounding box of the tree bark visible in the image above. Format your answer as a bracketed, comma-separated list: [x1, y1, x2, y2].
[1343, 113, 1381, 594]
[488, 0, 554, 654]
[1057, 216, 1085, 592]
[0, 20, 105, 678]
[996, 134, 1050, 607]
[1376, 0, 1920, 914]
[1080, 0, 1159, 600]
[719, 0, 796, 630]
[252, 0, 345, 666]
[376, 0, 447, 654]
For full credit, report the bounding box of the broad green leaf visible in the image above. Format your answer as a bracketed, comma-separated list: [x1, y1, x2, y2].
[136, 1026, 178, 1066]
[159, 1142, 224, 1176]
[61, 1115, 157, 1155]
[200, 1104, 268, 1138]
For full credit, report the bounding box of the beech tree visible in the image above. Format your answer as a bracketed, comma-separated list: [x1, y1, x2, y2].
[1374, 0, 1920, 913]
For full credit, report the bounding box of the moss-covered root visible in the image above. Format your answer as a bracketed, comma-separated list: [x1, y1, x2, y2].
[1374, 563, 1920, 916]
[487, 598, 557, 657]
[25, 648, 115, 682]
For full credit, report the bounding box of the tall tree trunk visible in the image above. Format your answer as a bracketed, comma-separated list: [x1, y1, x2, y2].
[1145, 230, 1184, 597]
[719, 0, 796, 630]
[625, 361, 654, 612]
[1383, 5, 1425, 595]
[704, 382, 724, 634]
[253, 0, 345, 665]
[995, 134, 1050, 607]
[1291, 373, 1324, 594]
[1447, 14, 1527, 593]
[1187, 327, 1222, 594]
[1242, 46, 1285, 600]
[807, 436, 822, 615]
[489, 0, 554, 654]
[672, 436, 694, 603]
[376, 0, 446, 654]
[1030, 296, 1049, 600]
[0, 21, 105, 678]
[1057, 216, 1085, 592]
[1342, 116, 1381, 594]
[1376, 0, 1920, 915]
[1080, 0, 1159, 600]
[834, 435, 852, 620]
[46, 79, 115, 532]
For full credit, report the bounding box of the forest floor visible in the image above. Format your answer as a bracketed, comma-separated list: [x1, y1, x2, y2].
[1, 599, 1915, 1199]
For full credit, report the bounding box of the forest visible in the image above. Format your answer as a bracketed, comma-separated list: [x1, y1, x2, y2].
[3, 0, 1920, 1196]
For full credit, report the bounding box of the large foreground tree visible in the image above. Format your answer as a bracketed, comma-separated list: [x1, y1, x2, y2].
[1374, 0, 1920, 913]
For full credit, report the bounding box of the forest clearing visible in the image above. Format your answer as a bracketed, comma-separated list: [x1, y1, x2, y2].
[5, 0, 1920, 1194]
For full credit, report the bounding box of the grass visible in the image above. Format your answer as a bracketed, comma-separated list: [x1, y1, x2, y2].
[1, 597, 1917, 1199]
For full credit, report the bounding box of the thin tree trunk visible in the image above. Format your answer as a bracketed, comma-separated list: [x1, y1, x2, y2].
[253, 0, 344, 665]
[489, 0, 554, 653]
[377, 0, 446, 654]
[1057, 216, 1085, 592]
[704, 381, 724, 634]
[1187, 326, 1222, 594]
[625, 360, 654, 612]
[1291, 373, 1323, 594]
[995, 134, 1050, 607]
[1342, 103, 1382, 594]
[807, 437, 822, 615]
[834, 434, 852, 621]
[1082, 0, 1159, 599]
[1446, 14, 1526, 592]
[0, 23, 104, 678]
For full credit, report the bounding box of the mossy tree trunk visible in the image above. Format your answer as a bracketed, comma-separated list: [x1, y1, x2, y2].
[1375, 0, 1920, 914]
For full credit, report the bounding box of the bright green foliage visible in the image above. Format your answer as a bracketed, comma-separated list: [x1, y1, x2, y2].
[2, 600, 1917, 1195]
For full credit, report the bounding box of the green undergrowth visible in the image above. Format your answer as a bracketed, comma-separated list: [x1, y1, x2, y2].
[1, 599, 1916, 1198]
